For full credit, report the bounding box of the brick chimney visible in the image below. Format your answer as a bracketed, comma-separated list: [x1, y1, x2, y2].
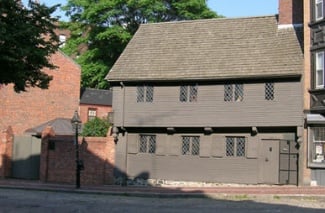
[278, 0, 303, 26]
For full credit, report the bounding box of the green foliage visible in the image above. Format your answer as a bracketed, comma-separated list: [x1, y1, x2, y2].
[61, 0, 221, 89]
[82, 117, 111, 137]
[0, 0, 60, 92]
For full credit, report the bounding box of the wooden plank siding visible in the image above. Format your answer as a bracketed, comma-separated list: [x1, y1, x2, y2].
[112, 80, 303, 128]
[114, 132, 296, 184]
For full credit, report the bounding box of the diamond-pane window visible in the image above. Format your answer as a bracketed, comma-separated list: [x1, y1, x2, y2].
[225, 84, 244, 102]
[191, 136, 200, 155]
[226, 137, 246, 157]
[139, 135, 147, 153]
[148, 135, 156, 153]
[224, 84, 233, 101]
[182, 136, 200, 155]
[226, 137, 234, 156]
[236, 137, 246, 157]
[234, 84, 244, 101]
[189, 85, 198, 102]
[137, 86, 145, 102]
[137, 86, 154, 102]
[139, 135, 156, 154]
[180, 85, 198, 102]
[146, 86, 154, 102]
[180, 86, 188, 102]
[182, 136, 190, 154]
[265, 83, 274, 100]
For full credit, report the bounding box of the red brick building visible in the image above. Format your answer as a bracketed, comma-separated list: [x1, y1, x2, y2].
[79, 88, 112, 124]
[0, 50, 81, 135]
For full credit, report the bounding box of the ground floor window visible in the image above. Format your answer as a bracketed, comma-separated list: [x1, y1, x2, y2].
[139, 135, 156, 154]
[310, 127, 325, 164]
[182, 136, 200, 155]
[226, 137, 246, 157]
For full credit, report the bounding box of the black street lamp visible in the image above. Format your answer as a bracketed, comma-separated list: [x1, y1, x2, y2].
[71, 110, 82, 188]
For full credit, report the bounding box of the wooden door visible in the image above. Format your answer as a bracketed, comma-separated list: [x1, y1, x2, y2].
[259, 139, 279, 184]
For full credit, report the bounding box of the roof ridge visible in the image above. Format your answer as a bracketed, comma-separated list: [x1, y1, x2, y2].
[140, 15, 277, 27]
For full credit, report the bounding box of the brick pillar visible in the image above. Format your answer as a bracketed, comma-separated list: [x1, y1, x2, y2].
[40, 126, 55, 182]
[104, 132, 116, 184]
[0, 126, 14, 178]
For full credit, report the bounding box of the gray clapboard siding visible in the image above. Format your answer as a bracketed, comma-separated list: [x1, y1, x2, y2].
[124, 133, 261, 184]
[113, 81, 303, 127]
[127, 154, 259, 183]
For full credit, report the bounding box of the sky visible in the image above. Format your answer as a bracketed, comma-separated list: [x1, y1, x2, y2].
[23, 0, 279, 21]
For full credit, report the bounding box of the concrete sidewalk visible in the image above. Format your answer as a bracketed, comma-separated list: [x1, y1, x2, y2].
[1, 179, 325, 198]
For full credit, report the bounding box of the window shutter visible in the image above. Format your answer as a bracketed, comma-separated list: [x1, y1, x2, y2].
[211, 135, 225, 157]
[247, 136, 259, 159]
[200, 135, 211, 157]
[156, 135, 166, 156]
[168, 135, 181, 156]
[127, 134, 138, 154]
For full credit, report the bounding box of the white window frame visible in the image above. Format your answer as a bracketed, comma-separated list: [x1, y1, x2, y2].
[316, 0, 324, 21]
[88, 108, 97, 121]
[316, 52, 324, 89]
[309, 127, 325, 165]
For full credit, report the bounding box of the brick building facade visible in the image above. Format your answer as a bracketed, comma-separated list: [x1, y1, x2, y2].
[0, 51, 81, 135]
[79, 88, 112, 124]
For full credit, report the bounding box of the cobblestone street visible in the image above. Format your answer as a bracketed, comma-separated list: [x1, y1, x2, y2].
[0, 188, 324, 213]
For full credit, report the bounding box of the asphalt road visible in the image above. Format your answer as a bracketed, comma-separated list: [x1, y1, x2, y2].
[0, 188, 324, 212]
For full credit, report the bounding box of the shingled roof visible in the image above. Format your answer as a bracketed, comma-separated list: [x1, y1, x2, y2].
[106, 15, 303, 82]
[80, 88, 112, 106]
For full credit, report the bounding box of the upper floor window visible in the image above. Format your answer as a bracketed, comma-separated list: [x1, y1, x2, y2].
[316, 52, 325, 89]
[137, 86, 154, 102]
[182, 136, 200, 155]
[224, 84, 243, 102]
[180, 85, 198, 102]
[139, 135, 156, 154]
[226, 137, 246, 157]
[265, 83, 274, 100]
[88, 108, 97, 121]
[316, 0, 324, 20]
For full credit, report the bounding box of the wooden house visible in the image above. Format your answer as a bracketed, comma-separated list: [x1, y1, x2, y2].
[106, 0, 304, 185]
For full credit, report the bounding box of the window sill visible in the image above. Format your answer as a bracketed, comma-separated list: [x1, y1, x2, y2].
[309, 18, 325, 27]
[308, 162, 325, 168]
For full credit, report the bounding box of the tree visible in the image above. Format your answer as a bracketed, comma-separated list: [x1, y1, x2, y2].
[82, 117, 111, 137]
[62, 0, 221, 89]
[0, 0, 60, 92]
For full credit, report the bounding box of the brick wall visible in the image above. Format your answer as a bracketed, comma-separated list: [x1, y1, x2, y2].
[0, 51, 81, 135]
[79, 104, 112, 124]
[0, 127, 13, 178]
[40, 127, 115, 185]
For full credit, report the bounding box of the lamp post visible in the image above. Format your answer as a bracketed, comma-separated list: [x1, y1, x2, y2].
[71, 110, 82, 188]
